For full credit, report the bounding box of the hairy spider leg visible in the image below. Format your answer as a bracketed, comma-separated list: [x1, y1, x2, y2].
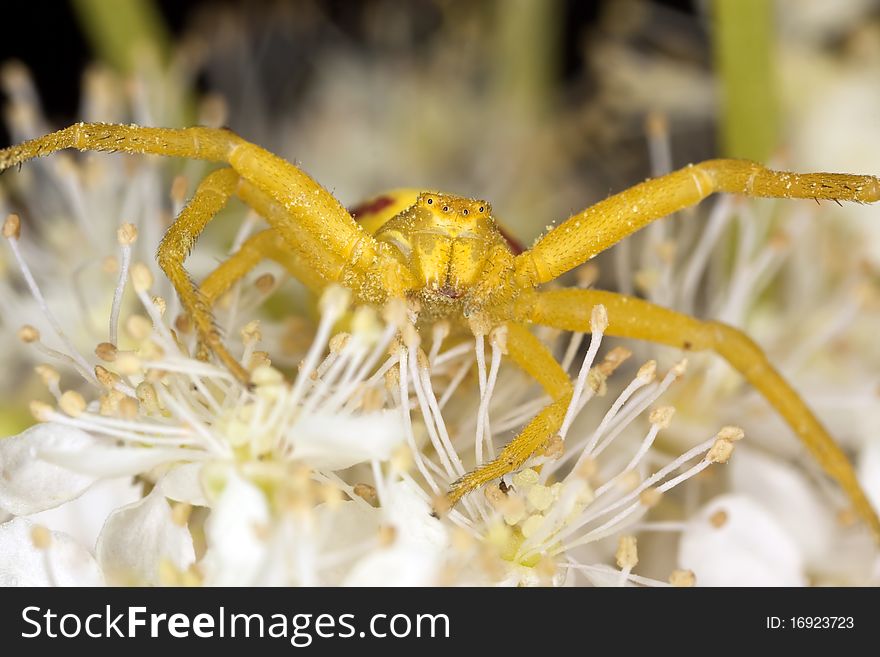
[156, 167, 246, 380]
[200, 229, 327, 305]
[0, 123, 416, 376]
[447, 322, 572, 507]
[200, 175, 365, 305]
[514, 288, 880, 540]
[515, 159, 880, 286]
[0, 123, 371, 263]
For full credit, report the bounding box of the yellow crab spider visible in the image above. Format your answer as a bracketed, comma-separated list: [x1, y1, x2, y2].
[1, 122, 878, 538]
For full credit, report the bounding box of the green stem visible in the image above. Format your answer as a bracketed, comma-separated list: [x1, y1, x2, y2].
[712, 0, 778, 161]
[71, 0, 171, 73]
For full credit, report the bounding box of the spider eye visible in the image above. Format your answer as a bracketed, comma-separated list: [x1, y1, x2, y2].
[443, 205, 450, 212]
[479, 206, 485, 213]
[462, 208, 469, 216]
[426, 198, 433, 205]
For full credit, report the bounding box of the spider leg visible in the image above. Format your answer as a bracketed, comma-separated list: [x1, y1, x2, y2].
[200, 228, 329, 307]
[515, 159, 880, 286]
[157, 167, 250, 382]
[446, 322, 572, 507]
[0, 123, 415, 300]
[515, 287, 880, 540]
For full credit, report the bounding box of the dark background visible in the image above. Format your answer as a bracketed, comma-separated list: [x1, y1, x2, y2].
[0, 0, 699, 146]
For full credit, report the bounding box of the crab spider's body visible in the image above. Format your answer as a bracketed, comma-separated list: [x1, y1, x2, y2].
[351, 191, 523, 329]
[2, 122, 879, 540]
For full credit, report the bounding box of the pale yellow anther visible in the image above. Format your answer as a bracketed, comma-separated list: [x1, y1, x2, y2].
[95, 341, 118, 361]
[489, 324, 509, 355]
[512, 468, 540, 490]
[636, 360, 657, 383]
[18, 325, 39, 343]
[484, 483, 506, 508]
[2, 213, 21, 239]
[29, 400, 54, 421]
[251, 364, 284, 387]
[401, 323, 420, 349]
[320, 483, 344, 507]
[30, 525, 52, 550]
[125, 314, 152, 341]
[115, 352, 142, 375]
[649, 406, 675, 428]
[543, 434, 564, 460]
[116, 222, 138, 246]
[34, 364, 60, 387]
[378, 525, 397, 547]
[351, 305, 382, 340]
[590, 303, 609, 333]
[707, 438, 735, 464]
[248, 351, 271, 370]
[319, 285, 351, 319]
[353, 483, 377, 503]
[639, 487, 662, 508]
[587, 367, 608, 395]
[668, 569, 696, 587]
[381, 297, 408, 328]
[118, 396, 139, 419]
[328, 332, 350, 354]
[526, 484, 554, 512]
[502, 497, 527, 526]
[241, 320, 262, 344]
[615, 535, 639, 569]
[254, 273, 275, 294]
[671, 359, 688, 377]
[131, 262, 153, 292]
[709, 509, 729, 528]
[102, 255, 119, 274]
[390, 445, 412, 473]
[575, 457, 597, 480]
[59, 390, 87, 417]
[598, 346, 631, 376]
[136, 381, 161, 414]
[94, 365, 119, 388]
[717, 425, 745, 442]
[521, 514, 545, 539]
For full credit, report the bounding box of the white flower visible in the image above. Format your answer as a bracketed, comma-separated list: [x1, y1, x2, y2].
[0, 518, 103, 587]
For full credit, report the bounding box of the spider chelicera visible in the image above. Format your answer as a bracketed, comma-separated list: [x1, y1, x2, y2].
[1, 122, 878, 538]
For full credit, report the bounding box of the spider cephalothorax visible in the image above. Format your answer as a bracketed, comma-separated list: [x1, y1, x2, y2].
[2, 122, 879, 539]
[367, 192, 521, 324]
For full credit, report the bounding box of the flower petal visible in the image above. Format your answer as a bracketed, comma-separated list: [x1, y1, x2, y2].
[0, 517, 103, 586]
[160, 463, 208, 506]
[730, 447, 835, 566]
[0, 423, 99, 515]
[201, 470, 271, 586]
[39, 443, 208, 479]
[288, 410, 404, 470]
[679, 494, 805, 586]
[27, 477, 142, 550]
[344, 481, 447, 586]
[96, 488, 194, 585]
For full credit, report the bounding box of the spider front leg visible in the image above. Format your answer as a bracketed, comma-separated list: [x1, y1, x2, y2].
[157, 167, 250, 382]
[515, 159, 880, 285]
[446, 322, 572, 507]
[199, 229, 329, 307]
[200, 178, 356, 303]
[516, 288, 880, 540]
